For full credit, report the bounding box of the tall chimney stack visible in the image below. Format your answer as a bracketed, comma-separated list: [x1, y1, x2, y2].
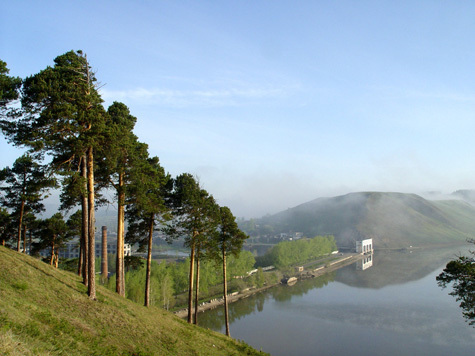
[101, 226, 108, 282]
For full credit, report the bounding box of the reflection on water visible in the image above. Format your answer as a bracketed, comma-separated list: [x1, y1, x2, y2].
[356, 253, 373, 270]
[199, 272, 335, 331]
[199, 245, 475, 356]
[337, 246, 469, 289]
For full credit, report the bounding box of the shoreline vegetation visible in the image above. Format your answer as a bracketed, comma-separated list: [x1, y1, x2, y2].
[174, 252, 364, 319]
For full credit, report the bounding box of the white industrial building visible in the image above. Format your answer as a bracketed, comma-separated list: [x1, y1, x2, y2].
[356, 238, 373, 254]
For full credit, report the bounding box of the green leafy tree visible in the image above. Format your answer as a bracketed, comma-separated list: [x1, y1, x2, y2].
[209, 206, 248, 336]
[2, 51, 107, 300]
[0, 154, 56, 252]
[121, 260, 175, 309]
[254, 267, 265, 288]
[171, 258, 190, 294]
[262, 235, 337, 268]
[226, 250, 256, 278]
[158, 270, 175, 310]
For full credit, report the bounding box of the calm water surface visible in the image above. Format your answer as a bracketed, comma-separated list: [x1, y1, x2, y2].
[199, 246, 475, 356]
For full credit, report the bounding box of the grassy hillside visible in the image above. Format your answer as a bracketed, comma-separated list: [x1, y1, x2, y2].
[254, 192, 475, 249]
[0, 246, 267, 356]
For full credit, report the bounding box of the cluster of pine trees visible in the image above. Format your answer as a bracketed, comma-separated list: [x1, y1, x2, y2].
[0, 51, 248, 336]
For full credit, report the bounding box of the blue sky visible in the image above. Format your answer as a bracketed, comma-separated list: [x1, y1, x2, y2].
[1, 1, 475, 218]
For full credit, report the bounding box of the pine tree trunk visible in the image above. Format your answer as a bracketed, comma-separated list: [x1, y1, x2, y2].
[116, 172, 125, 297]
[50, 234, 56, 265]
[80, 155, 89, 284]
[187, 238, 196, 323]
[17, 200, 25, 252]
[144, 214, 154, 307]
[87, 146, 96, 300]
[194, 245, 200, 325]
[223, 248, 230, 337]
[22, 225, 27, 254]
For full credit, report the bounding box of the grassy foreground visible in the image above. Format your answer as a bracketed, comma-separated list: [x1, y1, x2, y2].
[0, 246, 268, 356]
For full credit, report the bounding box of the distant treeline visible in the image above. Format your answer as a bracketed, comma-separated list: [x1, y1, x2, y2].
[256, 235, 337, 268]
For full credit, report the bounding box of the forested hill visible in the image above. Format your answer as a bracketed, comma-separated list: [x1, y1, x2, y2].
[0, 246, 266, 356]
[245, 192, 475, 249]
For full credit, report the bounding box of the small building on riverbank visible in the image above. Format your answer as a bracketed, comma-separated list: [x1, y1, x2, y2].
[356, 238, 373, 254]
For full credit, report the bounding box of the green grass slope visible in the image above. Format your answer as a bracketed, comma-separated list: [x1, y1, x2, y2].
[256, 192, 475, 249]
[0, 246, 267, 356]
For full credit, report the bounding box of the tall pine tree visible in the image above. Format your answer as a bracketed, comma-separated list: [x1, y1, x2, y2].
[0, 154, 56, 252]
[209, 206, 248, 336]
[126, 155, 170, 307]
[167, 173, 219, 323]
[1, 51, 107, 299]
[98, 101, 143, 297]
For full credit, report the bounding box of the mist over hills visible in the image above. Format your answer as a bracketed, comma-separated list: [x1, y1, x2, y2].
[451, 189, 475, 205]
[245, 191, 475, 249]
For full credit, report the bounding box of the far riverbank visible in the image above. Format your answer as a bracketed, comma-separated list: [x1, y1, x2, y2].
[174, 252, 365, 319]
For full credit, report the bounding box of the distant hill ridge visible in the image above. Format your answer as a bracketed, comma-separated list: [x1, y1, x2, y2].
[252, 191, 475, 249]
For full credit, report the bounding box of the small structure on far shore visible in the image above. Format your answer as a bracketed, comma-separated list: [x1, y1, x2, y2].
[281, 276, 298, 285]
[356, 238, 373, 254]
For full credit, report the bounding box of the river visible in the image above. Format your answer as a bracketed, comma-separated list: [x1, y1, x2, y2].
[199, 245, 475, 356]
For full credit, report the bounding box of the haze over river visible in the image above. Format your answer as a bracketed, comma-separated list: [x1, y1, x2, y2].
[200, 246, 475, 356]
